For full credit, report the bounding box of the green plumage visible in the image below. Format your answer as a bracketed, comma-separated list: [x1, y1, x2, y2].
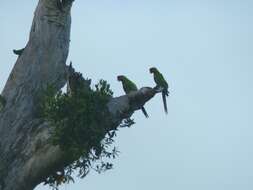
[117, 75, 149, 118]
[118, 76, 138, 93]
[150, 67, 169, 114]
[150, 68, 168, 93]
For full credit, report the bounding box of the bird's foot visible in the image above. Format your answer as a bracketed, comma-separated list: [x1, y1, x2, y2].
[153, 86, 163, 93]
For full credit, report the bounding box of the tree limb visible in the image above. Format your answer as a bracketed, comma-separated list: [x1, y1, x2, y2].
[0, 1, 159, 189]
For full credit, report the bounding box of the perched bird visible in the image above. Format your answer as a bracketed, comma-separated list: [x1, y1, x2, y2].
[117, 75, 149, 118]
[13, 48, 25, 56]
[149, 67, 169, 114]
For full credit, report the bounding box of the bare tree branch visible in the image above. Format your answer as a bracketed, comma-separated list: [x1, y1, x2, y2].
[0, 1, 159, 190]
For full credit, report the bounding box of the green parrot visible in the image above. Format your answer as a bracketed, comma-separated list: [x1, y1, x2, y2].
[13, 48, 25, 56]
[0, 95, 6, 111]
[117, 75, 149, 118]
[149, 67, 169, 114]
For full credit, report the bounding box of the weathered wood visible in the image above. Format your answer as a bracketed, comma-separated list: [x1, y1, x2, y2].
[0, 0, 72, 189]
[0, 1, 158, 190]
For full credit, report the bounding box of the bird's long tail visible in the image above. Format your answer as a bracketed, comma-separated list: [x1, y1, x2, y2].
[162, 92, 168, 114]
[141, 107, 149, 118]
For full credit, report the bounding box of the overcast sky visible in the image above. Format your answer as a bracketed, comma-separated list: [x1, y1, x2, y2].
[1, 1, 253, 190]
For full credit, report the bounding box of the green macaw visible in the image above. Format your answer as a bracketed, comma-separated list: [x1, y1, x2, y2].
[117, 75, 149, 118]
[13, 48, 25, 56]
[149, 67, 169, 114]
[0, 95, 6, 111]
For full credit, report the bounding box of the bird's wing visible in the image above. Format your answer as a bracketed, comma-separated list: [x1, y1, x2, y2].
[123, 79, 138, 93]
[154, 72, 169, 92]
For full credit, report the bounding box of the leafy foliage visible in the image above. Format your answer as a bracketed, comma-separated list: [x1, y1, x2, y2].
[120, 118, 135, 128]
[41, 77, 128, 189]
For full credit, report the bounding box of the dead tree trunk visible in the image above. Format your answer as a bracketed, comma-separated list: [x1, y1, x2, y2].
[0, 1, 158, 190]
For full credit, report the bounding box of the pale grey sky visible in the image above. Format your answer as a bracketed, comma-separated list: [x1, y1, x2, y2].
[1, 1, 253, 190]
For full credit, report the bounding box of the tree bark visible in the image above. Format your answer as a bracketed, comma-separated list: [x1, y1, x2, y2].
[0, 1, 158, 190]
